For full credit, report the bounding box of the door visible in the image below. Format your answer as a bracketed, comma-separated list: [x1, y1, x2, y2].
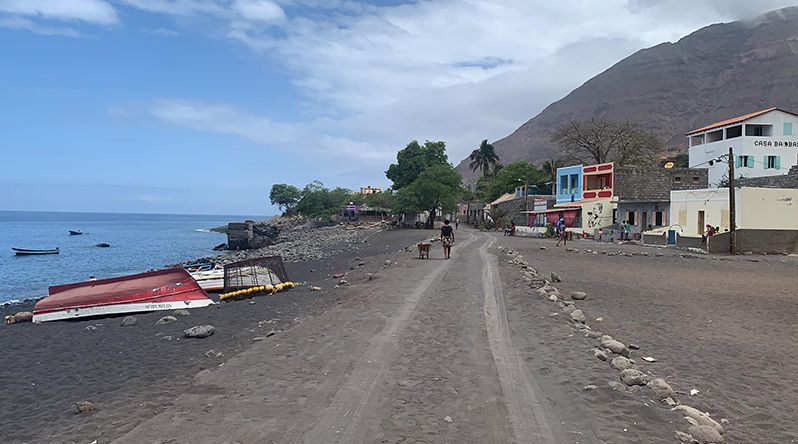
[641, 211, 647, 231]
[697, 210, 705, 236]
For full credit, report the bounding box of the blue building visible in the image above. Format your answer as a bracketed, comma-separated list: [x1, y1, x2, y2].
[556, 165, 583, 205]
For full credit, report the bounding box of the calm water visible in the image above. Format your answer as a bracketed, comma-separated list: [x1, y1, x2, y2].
[0, 211, 265, 304]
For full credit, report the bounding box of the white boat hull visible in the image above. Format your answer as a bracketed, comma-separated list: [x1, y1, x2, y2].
[32, 299, 216, 323]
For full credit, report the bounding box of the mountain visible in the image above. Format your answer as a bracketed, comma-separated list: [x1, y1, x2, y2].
[457, 6, 798, 182]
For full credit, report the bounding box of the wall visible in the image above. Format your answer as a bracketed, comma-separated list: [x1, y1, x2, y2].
[669, 188, 736, 236]
[688, 110, 798, 185]
[614, 167, 709, 201]
[617, 202, 668, 233]
[738, 187, 798, 230]
[580, 199, 614, 231]
[737, 163, 798, 188]
[708, 229, 798, 254]
[556, 165, 583, 204]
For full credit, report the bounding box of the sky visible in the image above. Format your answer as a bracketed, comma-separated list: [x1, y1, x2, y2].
[1, 0, 796, 215]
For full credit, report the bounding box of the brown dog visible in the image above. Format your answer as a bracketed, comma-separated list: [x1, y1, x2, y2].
[417, 243, 431, 259]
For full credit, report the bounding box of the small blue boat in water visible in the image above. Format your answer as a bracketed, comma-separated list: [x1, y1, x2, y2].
[12, 247, 60, 256]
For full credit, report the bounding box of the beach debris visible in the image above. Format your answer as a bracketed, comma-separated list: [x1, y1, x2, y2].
[184, 325, 215, 339]
[266, 329, 278, 337]
[585, 330, 603, 339]
[444, 416, 453, 423]
[4, 311, 33, 325]
[336, 279, 349, 287]
[204, 350, 223, 359]
[76, 401, 96, 414]
[582, 385, 597, 391]
[332, 273, 345, 279]
[672, 405, 724, 433]
[548, 295, 559, 302]
[628, 343, 640, 350]
[120, 316, 138, 327]
[642, 356, 658, 363]
[593, 349, 609, 362]
[172, 309, 191, 317]
[687, 425, 725, 443]
[384, 260, 392, 266]
[550, 272, 562, 282]
[608, 381, 627, 392]
[664, 397, 678, 407]
[366, 273, 374, 281]
[570, 291, 587, 300]
[594, 317, 603, 322]
[155, 315, 178, 326]
[690, 389, 701, 396]
[309, 286, 322, 291]
[648, 378, 677, 402]
[610, 356, 634, 370]
[95, 243, 111, 248]
[619, 369, 650, 386]
[569, 309, 586, 323]
[84, 325, 99, 331]
[249, 301, 256, 305]
[601, 338, 627, 355]
[540, 246, 547, 250]
[161, 335, 173, 341]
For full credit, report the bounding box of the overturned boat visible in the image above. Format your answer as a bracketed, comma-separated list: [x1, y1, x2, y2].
[33, 268, 215, 322]
[13, 247, 59, 256]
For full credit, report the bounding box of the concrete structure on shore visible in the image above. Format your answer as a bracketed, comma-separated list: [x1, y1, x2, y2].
[687, 108, 798, 186]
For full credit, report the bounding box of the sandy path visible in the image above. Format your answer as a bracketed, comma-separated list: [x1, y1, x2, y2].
[113, 230, 573, 443]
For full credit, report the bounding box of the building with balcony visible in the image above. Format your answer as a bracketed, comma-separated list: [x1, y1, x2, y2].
[687, 108, 798, 186]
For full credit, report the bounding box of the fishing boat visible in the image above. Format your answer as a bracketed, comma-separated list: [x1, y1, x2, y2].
[12, 247, 59, 256]
[188, 265, 226, 292]
[68, 230, 83, 235]
[32, 268, 215, 322]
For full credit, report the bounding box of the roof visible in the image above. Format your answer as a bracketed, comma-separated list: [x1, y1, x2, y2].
[685, 108, 798, 135]
[489, 192, 517, 206]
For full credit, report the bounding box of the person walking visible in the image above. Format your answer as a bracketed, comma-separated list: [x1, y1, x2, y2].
[555, 217, 567, 247]
[455, 218, 459, 230]
[440, 219, 455, 259]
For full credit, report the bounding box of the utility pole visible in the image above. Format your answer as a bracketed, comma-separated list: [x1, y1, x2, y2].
[728, 146, 736, 255]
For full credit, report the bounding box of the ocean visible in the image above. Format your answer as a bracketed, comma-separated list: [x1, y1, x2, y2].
[0, 211, 265, 305]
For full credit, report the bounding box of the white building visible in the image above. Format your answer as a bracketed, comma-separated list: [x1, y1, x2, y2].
[687, 108, 798, 186]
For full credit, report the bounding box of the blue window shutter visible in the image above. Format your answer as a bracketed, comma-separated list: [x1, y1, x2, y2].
[775, 156, 781, 170]
[736, 156, 742, 168]
[747, 156, 755, 168]
[785, 122, 793, 136]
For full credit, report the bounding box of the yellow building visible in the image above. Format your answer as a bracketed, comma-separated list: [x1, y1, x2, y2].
[669, 187, 798, 236]
[360, 186, 382, 195]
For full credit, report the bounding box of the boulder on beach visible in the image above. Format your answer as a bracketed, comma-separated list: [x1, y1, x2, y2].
[172, 309, 191, 317]
[155, 316, 178, 325]
[212, 243, 227, 251]
[570, 291, 587, 300]
[4, 311, 33, 325]
[120, 316, 138, 327]
[569, 309, 586, 323]
[648, 378, 677, 402]
[601, 338, 627, 355]
[619, 369, 650, 386]
[672, 405, 724, 433]
[611, 356, 634, 370]
[184, 325, 215, 338]
[688, 425, 725, 443]
[76, 401, 96, 414]
[550, 272, 562, 282]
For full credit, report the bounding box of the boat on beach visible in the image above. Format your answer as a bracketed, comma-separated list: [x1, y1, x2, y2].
[12, 247, 60, 256]
[68, 230, 83, 235]
[32, 268, 215, 322]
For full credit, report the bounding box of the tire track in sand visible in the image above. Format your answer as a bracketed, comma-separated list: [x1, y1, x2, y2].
[480, 235, 558, 443]
[301, 233, 478, 444]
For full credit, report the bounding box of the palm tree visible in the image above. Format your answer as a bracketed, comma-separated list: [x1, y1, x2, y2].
[541, 158, 566, 195]
[469, 140, 500, 177]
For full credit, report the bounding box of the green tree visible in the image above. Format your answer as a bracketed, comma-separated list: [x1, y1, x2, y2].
[385, 140, 448, 190]
[540, 158, 566, 195]
[364, 190, 396, 210]
[468, 139, 500, 177]
[552, 119, 663, 166]
[478, 161, 544, 203]
[395, 164, 461, 228]
[294, 182, 354, 219]
[269, 183, 302, 214]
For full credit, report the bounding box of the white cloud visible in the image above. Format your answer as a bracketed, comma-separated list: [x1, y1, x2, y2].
[131, 0, 798, 188]
[233, 0, 285, 23]
[118, 0, 227, 17]
[0, 16, 80, 36]
[0, 0, 118, 25]
[141, 27, 179, 36]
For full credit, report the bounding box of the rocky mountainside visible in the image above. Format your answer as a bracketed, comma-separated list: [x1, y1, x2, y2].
[457, 6, 798, 182]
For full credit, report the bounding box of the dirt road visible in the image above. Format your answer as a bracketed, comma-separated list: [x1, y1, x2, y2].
[113, 231, 577, 443]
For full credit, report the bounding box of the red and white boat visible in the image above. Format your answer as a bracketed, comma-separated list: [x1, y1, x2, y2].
[33, 268, 215, 322]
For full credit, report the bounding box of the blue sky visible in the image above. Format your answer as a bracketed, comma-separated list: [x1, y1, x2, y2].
[1, 0, 795, 215]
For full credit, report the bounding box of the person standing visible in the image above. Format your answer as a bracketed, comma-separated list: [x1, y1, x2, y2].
[555, 217, 567, 247]
[440, 219, 455, 259]
[455, 218, 459, 230]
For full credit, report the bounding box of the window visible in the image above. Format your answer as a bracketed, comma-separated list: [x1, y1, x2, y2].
[559, 175, 569, 194]
[766, 155, 781, 169]
[745, 124, 773, 137]
[690, 135, 704, 146]
[654, 211, 665, 227]
[726, 125, 742, 139]
[570, 174, 579, 193]
[673, 176, 682, 183]
[692, 176, 701, 184]
[626, 211, 636, 226]
[707, 129, 723, 143]
[785, 122, 794, 136]
[736, 155, 754, 168]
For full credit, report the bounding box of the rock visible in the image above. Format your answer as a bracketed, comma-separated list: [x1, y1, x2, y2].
[384, 260, 392, 266]
[582, 385, 597, 391]
[309, 286, 322, 291]
[161, 335, 173, 341]
[629, 343, 640, 350]
[76, 401, 96, 414]
[688, 425, 725, 443]
[4, 311, 34, 324]
[444, 416, 453, 423]
[155, 315, 178, 325]
[619, 369, 650, 386]
[672, 405, 724, 433]
[585, 330, 603, 339]
[608, 381, 627, 392]
[173, 309, 191, 317]
[95, 243, 111, 248]
[184, 325, 215, 339]
[120, 316, 138, 327]
[265, 329, 277, 337]
[648, 378, 677, 401]
[84, 325, 98, 331]
[601, 338, 627, 355]
[204, 349, 223, 358]
[569, 309, 586, 323]
[550, 272, 562, 282]
[664, 397, 678, 407]
[561, 300, 575, 306]
[570, 291, 587, 300]
[594, 349, 609, 361]
[212, 243, 227, 251]
[610, 356, 634, 370]
[548, 294, 558, 302]
[675, 431, 695, 443]
[332, 273, 345, 278]
[249, 300, 256, 305]
[594, 317, 603, 322]
[562, 305, 577, 314]
[366, 273, 374, 281]
[540, 246, 547, 250]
